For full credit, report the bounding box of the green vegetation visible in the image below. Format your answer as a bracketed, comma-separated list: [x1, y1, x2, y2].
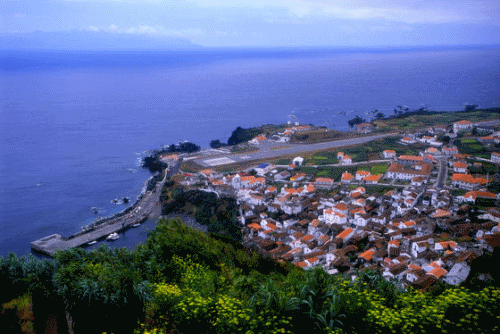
[373, 108, 500, 132]
[1, 293, 33, 333]
[450, 189, 466, 197]
[469, 162, 499, 175]
[307, 152, 338, 165]
[454, 139, 495, 159]
[460, 139, 477, 144]
[295, 166, 356, 180]
[291, 129, 355, 144]
[1, 219, 500, 334]
[343, 137, 419, 162]
[371, 164, 388, 174]
[364, 185, 396, 195]
[227, 124, 287, 146]
[295, 163, 388, 182]
[161, 186, 242, 241]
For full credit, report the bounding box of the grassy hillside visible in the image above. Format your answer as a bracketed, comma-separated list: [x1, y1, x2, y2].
[373, 108, 500, 132]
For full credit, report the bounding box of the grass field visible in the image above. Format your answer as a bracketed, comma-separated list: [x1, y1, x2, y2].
[371, 164, 388, 174]
[295, 162, 389, 181]
[461, 139, 477, 144]
[373, 108, 500, 132]
[454, 138, 497, 159]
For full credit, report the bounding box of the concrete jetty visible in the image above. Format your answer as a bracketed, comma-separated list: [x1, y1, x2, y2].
[31, 159, 180, 257]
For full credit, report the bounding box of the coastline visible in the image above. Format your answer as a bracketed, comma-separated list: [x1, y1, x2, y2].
[79, 172, 161, 234]
[30, 163, 174, 257]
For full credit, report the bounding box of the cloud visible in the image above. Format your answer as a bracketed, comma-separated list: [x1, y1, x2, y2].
[13, 13, 27, 18]
[86, 24, 157, 35]
[85, 25, 204, 37]
[126, 26, 158, 34]
[187, 0, 499, 24]
[59, 0, 500, 25]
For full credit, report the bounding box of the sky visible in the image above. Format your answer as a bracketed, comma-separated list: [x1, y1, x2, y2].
[1, 0, 500, 47]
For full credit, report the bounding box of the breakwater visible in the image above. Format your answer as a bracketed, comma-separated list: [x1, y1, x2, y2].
[31, 161, 179, 257]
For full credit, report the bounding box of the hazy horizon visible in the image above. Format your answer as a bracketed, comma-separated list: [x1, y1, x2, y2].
[2, 1, 500, 48]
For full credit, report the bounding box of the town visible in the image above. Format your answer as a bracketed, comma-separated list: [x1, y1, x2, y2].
[163, 118, 500, 290]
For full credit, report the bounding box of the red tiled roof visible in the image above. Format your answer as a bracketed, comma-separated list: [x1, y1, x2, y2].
[336, 228, 354, 239]
[359, 249, 375, 261]
[453, 162, 467, 168]
[388, 240, 401, 247]
[301, 234, 315, 242]
[341, 172, 354, 180]
[363, 174, 382, 182]
[295, 261, 307, 268]
[452, 173, 488, 184]
[248, 223, 262, 231]
[334, 203, 348, 211]
[464, 191, 496, 200]
[432, 209, 452, 218]
[315, 177, 334, 183]
[399, 155, 424, 161]
[428, 267, 448, 279]
[437, 241, 458, 249]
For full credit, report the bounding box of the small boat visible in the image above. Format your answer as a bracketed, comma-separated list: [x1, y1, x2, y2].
[87, 241, 97, 245]
[106, 233, 119, 241]
[132, 223, 140, 227]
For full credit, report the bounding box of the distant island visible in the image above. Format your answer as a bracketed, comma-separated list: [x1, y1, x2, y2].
[0, 30, 201, 51]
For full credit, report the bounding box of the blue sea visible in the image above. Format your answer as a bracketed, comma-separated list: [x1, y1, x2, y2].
[1, 46, 500, 256]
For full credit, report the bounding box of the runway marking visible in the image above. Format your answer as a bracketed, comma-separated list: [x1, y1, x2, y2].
[203, 157, 236, 166]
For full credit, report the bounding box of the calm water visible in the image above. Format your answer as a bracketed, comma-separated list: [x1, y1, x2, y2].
[1, 46, 500, 256]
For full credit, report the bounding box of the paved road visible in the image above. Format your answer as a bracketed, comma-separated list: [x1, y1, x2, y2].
[31, 159, 182, 256]
[435, 157, 447, 190]
[195, 133, 397, 167]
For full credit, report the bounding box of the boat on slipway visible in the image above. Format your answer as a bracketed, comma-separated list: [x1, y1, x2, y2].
[106, 233, 119, 241]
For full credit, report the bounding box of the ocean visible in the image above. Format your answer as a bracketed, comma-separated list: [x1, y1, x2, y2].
[1, 46, 499, 256]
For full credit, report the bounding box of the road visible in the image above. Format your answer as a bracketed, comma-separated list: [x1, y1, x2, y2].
[195, 133, 396, 167]
[31, 159, 182, 256]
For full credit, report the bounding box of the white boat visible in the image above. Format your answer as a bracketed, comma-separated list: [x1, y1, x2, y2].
[132, 223, 140, 227]
[87, 241, 97, 245]
[106, 233, 119, 241]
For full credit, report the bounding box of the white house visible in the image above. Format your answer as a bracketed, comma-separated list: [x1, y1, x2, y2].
[453, 162, 467, 173]
[292, 156, 304, 166]
[383, 150, 396, 159]
[411, 241, 429, 258]
[323, 209, 347, 225]
[453, 120, 473, 133]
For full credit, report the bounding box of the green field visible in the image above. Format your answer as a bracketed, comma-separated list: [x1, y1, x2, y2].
[461, 139, 477, 144]
[296, 163, 389, 181]
[373, 108, 500, 132]
[454, 138, 497, 159]
[371, 164, 388, 174]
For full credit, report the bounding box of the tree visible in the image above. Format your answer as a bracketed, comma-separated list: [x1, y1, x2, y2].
[374, 112, 385, 120]
[210, 139, 226, 149]
[465, 104, 478, 111]
[347, 115, 366, 128]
